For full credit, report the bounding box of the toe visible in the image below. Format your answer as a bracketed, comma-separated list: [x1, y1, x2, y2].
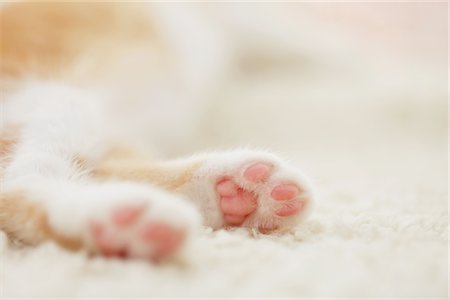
[112, 206, 143, 226]
[140, 222, 185, 260]
[224, 214, 246, 225]
[220, 189, 257, 216]
[216, 178, 239, 197]
[243, 162, 273, 183]
[271, 183, 300, 201]
[91, 222, 125, 256]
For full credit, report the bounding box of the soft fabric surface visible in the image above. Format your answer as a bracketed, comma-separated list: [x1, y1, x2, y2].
[1, 3, 447, 298]
[2, 118, 447, 298]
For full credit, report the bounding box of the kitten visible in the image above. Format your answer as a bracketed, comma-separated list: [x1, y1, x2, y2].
[0, 3, 314, 261]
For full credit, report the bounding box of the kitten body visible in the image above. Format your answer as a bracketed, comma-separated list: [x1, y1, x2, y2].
[0, 3, 313, 261]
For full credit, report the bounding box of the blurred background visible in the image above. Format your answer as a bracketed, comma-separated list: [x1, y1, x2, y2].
[143, 5, 448, 295]
[150, 3, 447, 198]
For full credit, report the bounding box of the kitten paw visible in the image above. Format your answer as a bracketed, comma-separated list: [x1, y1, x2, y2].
[89, 206, 185, 261]
[183, 150, 314, 232]
[79, 183, 200, 261]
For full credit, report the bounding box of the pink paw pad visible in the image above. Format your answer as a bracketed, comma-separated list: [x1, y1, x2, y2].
[219, 189, 257, 216]
[217, 178, 258, 224]
[112, 206, 143, 226]
[91, 222, 128, 257]
[243, 162, 273, 183]
[223, 214, 246, 225]
[271, 183, 300, 201]
[140, 222, 186, 260]
[216, 178, 238, 197]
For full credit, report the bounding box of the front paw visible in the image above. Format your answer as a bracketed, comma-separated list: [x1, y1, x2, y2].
[46, 182, 201, 262]
[182, 150, 314, 232]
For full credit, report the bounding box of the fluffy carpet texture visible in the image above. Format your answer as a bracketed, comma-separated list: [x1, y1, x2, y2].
[1, 138, 447, 298]
[1, 3, 447, 299]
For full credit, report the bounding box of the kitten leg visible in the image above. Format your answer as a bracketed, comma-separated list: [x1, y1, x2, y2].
[1, 83, 201, 261]
[0, 181, 200, 261]
[94, 149, 315, 232]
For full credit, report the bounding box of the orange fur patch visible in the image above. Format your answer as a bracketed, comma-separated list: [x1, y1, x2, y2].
[94, 160, 201, 191]
[0, 191, 82, 250]
[93, 146, 201, 190]
[0, 125, 21, 178]
[72, 154, 88, 171]
[102, 146, 147, 161]
[0, 125, 19, 156]
[0, 2, 159, 80]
